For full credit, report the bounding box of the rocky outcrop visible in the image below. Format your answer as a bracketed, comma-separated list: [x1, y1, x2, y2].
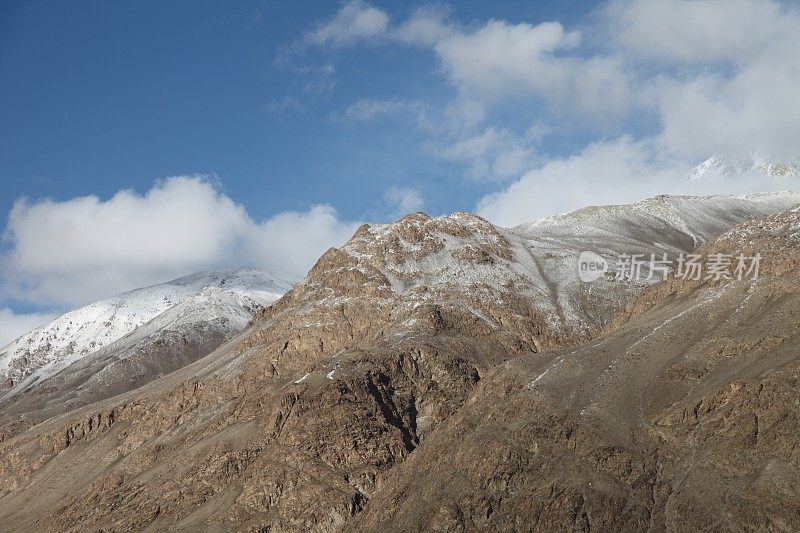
[351, 208, 800, 531]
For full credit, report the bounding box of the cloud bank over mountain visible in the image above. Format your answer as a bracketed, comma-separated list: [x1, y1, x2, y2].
[1, 177, 359, 309]
[306, 0, 800, 223]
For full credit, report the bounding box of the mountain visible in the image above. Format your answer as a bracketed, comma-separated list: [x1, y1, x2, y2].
[0, 268, 292, 422]
[0, 194, 798, 531]
[687, 153, 800, 181]
[509, 192, 800, 333]
[352, 206, 800, 531]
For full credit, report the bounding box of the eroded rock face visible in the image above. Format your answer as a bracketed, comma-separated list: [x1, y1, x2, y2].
[351, 208, 800, 532]
[0, 203, 798, 531]
[0, 212, 591, 531]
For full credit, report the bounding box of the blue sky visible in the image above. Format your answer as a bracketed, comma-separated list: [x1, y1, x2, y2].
[1, 0, 799, 342]
[1, 0, 597, 223]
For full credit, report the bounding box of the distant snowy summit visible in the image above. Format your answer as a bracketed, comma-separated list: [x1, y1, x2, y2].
[0, 268, 293, 394]
[688, 153, 800, 181]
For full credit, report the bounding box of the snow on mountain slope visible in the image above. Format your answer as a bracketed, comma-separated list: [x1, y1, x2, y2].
[517, 192, 800, 247]
[2, 193, 796, 421]
[336, 192, 800, 343]
[0, 268, 292, 394]
[509, 192, 800, 332]
[687, 153, 800, 180]
[0, 282, 296, 423]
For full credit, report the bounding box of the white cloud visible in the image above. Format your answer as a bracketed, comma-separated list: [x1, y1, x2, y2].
[393, 6, 455, 46]
[383, 186, 424, 217]
[307, 6, 632, 124]
[296, 1, 800, 229]
[294, 62, 337, 94]
[1, 177, 359, 308]
[441, 126, 537, 181]
[342, 98, 425, 122]
[306, 0, 389, 47]
[599, 0, 800, 161]
[302, 4, 634, 185]
[264, 95, 304, 114]
[603, 0, 796, 64]
[344, 99, 403, 121]
[434, 20, 580, 97]
[393, 0, 800, 190]
[246, 205, 360, 279]
[478, 137, 656, 225]
[0, 308, 59, 346]
[297, 0, 800, 186]
[431, 20, 631, 123]
[332, 8, 634, 185]
[655, 54, 800, 161]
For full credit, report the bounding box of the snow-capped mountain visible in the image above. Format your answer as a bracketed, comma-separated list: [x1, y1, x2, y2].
[2, 193, 798, 431]
[3, 195, 800, 530]
[509, 192, 800, 330]
[687, 153, 800, 181]
[0, 268, 292, 395]
[309, 191, 800, 354]
[516, 192, 800, 246]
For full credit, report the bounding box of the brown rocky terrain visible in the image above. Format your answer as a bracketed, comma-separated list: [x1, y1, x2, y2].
[352, 206, 800, 531]
[0, 211, 591, 531]
[0, 197, 798, 531]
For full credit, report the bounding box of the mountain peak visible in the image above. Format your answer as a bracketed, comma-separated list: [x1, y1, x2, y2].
[688, 153, 800, 181]
[0, 268, 291, 396]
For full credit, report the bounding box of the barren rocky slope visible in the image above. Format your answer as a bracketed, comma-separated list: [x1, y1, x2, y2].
[0, 194, 797, 531]
[352, 207, 800, 531]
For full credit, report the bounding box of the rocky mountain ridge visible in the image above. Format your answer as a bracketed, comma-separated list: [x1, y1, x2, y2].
[0, 193, 798, 531]
[0, 269, 293, 436]
[0, 268, 292, 396]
